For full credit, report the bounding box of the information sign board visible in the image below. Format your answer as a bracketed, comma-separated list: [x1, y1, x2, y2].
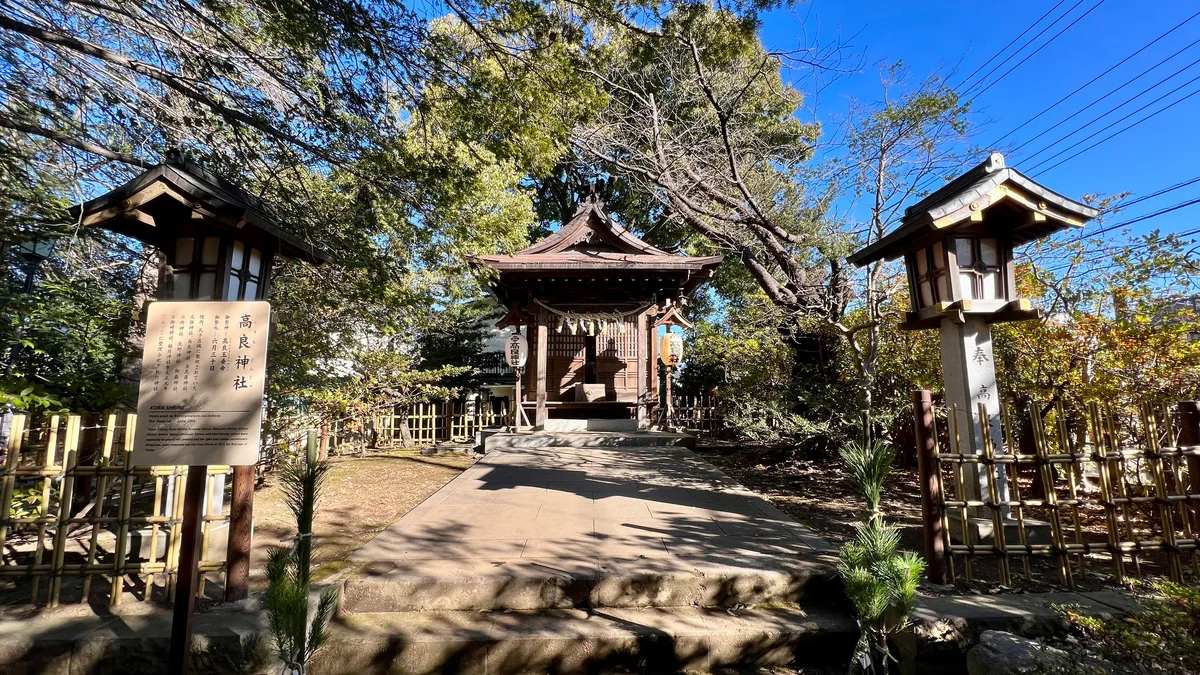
[133, 301, 270, 466]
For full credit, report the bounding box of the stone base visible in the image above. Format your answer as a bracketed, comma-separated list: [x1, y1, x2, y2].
[947, 513, 1054, 547]
[543, 417, 638, 432]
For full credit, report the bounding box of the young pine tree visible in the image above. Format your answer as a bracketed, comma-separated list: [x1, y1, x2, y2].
[837, 439, 924, 673]
[266, 433, 337, 675]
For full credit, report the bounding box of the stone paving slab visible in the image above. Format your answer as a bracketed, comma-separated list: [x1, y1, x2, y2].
[895, 590, 1144, 675]
[352, 443, 831, 566]
[0, 608, 269, 675]
[347, 442, 842, 613]
[312, 605, 858, 675]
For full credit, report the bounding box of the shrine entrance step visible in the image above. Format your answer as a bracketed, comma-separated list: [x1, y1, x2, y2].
[484, 430, 695, 450]
[334, 442, 856, 673]
[543, 417, 639, 432]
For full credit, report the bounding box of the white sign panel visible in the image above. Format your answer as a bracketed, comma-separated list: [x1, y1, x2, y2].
[133, 301, 270, 466]
[505, 333, 528, 368]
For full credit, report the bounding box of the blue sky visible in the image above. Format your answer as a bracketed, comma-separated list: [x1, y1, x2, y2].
[759, 0, 1200, 241]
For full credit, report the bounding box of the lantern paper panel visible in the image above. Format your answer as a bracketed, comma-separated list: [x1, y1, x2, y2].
[658, 332, 684, 365]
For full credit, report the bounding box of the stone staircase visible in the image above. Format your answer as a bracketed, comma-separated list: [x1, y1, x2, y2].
[313, 432, 857, 674]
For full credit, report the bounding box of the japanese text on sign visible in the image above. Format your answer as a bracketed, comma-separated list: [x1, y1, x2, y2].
[133, 301, 271, 466]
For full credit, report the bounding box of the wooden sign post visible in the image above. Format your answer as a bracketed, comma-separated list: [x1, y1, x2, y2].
[133, 300, 271, 675]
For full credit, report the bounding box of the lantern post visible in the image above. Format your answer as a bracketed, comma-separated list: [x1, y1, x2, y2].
[658, 329, 684, 427]
[847, 153, 1098, 541]
[505, 331, 529, 430]
[70, 151, 330, 641]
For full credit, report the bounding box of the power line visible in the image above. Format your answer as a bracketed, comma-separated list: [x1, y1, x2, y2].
[960, 0, 1088, 97]
[1036, 225, 1200, 275]
[967, 0, 1106, 100]
[953, 0, 1071, 92]
[1081, 197, 1200, 240]
[1107, 175, 1200, 212]
[1030, 81, 1200, 174]
[989, 9, 1200, 147]
[1014, 39, 1200, 162]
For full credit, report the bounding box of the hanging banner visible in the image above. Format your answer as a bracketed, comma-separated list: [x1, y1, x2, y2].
[133, 301, 270, 466]
[505, 332, 528, 368]
[659, 332, 684, 366]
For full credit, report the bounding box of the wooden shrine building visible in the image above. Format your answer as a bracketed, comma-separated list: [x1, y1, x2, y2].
[472, 195, 722, 427]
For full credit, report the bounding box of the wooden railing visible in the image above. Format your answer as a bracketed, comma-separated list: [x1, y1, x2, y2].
[0, 413, 231, 607]
[914, 391, 1200, 588]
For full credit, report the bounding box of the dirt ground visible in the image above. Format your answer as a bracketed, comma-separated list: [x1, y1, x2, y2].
[696, 445, 925, 553]
[250, 447, 475, 589]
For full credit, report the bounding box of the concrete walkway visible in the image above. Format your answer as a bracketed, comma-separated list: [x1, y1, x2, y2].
[352, 442, 834, 567]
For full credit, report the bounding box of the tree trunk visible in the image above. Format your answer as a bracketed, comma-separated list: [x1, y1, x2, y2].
[397, 404, 414, 447]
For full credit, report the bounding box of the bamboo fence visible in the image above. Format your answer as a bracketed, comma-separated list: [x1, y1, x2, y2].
[0, 413, 231, 607]
[669, 395, 724, 437]
[917, 394, 1200, 587]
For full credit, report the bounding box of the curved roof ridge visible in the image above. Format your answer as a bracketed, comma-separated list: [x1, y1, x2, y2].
[517, 196, 672, 257]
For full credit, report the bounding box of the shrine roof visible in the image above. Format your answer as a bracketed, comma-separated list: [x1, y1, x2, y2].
[471, 195, 723, 275]
[847, 153, 1099, 267]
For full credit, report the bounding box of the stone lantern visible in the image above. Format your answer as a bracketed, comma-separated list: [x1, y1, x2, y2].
[847, 153, 1098, 535]
[70, 151, 330, 599]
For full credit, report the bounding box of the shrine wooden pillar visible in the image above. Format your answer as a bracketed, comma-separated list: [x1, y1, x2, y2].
[648, 312, 659, 403]
[636, 310, 648, 423]
[535, 308, 549, 427]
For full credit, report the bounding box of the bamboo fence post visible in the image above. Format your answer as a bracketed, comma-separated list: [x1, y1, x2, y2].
[49, 415, 81, 606]
[979, 403, 1011, 586]
[82, 413, 117, 602]
[0, 414, 25, 562]
[1144, 406, 1183, 582]
[1031, 402, 1071, 586]
[1000, 402, 1033, 582]
[112, 414, 136, 604]
[913, 390, 948, 584]
[31, 414, 60, 605]
[1180, 401, 1200, 534]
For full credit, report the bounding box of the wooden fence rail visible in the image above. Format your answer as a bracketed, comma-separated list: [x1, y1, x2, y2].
[0, 413, 231, 607]
[914, 391, 1200, 588]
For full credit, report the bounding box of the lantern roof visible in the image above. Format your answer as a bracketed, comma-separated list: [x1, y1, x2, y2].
[70, 151, 331, 264]
[846, 153, 1099, 268]
[471, 193, 722, 279]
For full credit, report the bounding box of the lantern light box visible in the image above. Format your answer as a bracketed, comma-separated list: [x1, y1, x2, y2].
[847, 153, 1099, 330]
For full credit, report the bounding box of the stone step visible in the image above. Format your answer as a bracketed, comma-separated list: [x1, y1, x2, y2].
[543, 418, 640, 432]
[341, 556, 846, 613]
[311, 605, 858, 675]
[484, 431, 695, 451]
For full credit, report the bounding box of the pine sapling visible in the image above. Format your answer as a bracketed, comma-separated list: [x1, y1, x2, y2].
[266, 431, 337, 675]
[837, 438, 924, 673]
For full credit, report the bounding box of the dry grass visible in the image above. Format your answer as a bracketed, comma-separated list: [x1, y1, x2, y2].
[250, 448, 475, 589]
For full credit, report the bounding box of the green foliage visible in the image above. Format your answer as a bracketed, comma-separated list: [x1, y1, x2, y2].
[838, 437, 924, 671]
[1044, 581, 1200, 675]
[0, 382, 64, 412]
[840, 440, 895, 517]
[8, 484, 57, 520]
[266, 440, 336, 673]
